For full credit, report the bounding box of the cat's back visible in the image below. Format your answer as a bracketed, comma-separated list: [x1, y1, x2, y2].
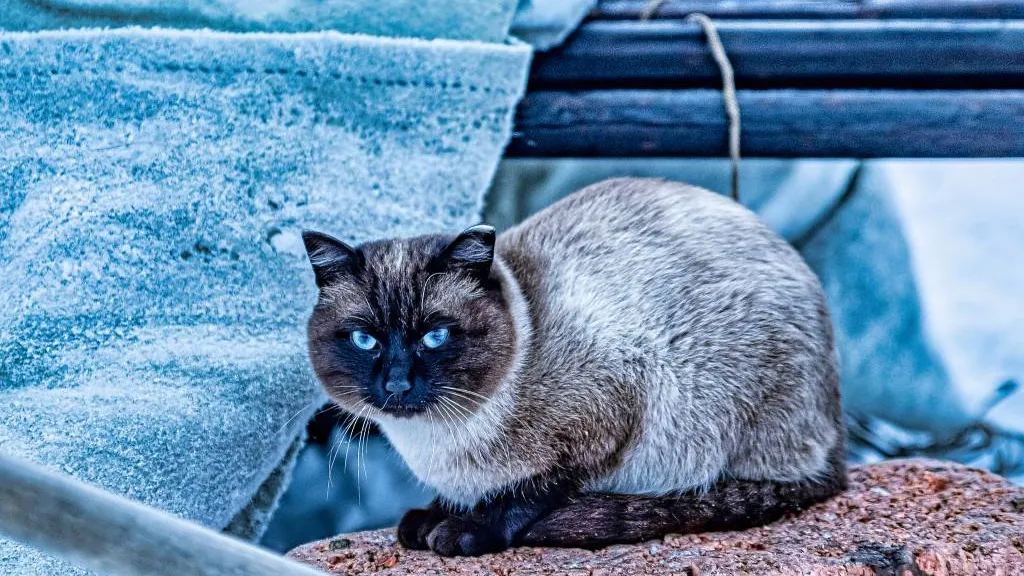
[497, 177, 823, 337]
[497, 178, 839, 493]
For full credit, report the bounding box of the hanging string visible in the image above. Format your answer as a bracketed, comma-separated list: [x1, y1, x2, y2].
[638, 0, 668, 21]
[641, 3, 742, 202]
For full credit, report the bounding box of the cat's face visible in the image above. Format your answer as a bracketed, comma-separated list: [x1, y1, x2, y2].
[303, 226, 516, 419]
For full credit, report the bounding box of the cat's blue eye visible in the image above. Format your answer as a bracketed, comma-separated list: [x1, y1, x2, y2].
[350, 330, 378, 351]
[421, 328, 449, 349]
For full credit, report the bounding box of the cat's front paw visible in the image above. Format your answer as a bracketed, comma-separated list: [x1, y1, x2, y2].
[426, 517, 508, 557]
[397, 507, 447, 550]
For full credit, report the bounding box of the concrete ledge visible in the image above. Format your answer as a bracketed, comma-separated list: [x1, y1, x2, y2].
[289, 459, 1024, 575]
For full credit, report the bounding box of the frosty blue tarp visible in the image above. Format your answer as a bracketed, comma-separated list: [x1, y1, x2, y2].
[803, 160, 1024, 480]
[0, 22, 530, 575]
[2, 0, 518, 42]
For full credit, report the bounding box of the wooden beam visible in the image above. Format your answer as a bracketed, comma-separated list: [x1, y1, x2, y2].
[508, 89, 1024, 158]
[530, 20, 1024, 88]
[595, 0, 1024, 20]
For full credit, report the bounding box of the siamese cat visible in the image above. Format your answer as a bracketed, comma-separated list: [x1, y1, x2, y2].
[303, 178, 846, 557]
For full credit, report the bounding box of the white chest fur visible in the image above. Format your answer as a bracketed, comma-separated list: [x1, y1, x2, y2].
[375, 399, 532, 507]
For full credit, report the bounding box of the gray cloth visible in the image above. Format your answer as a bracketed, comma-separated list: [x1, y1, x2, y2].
[486, 158, 856, 240]
[511, 0, 598, 50]
[803, 160, 1024, 481]
[2, 0, 519, 42]
[4, 0, 597, 50]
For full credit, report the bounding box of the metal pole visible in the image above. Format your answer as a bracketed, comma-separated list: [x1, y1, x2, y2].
[0, 452, 327, 576]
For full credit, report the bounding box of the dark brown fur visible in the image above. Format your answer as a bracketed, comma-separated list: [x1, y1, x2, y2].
[306, 233, 516, 416]
[518, 443, 848, 549]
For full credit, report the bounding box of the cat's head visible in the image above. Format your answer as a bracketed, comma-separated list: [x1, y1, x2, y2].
[302, 225, 519, 419]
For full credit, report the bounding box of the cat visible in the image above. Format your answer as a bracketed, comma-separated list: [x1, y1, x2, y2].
[303, 177, 847, 556]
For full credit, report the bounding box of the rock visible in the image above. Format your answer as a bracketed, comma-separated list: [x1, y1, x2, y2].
[288, 459, 1024, 575]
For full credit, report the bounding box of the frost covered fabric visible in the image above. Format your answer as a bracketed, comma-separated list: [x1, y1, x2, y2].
[485, 158, 856, 240]
[0, 0, 591, 51]
[802, 160, 1024, 481]
[511, 0, 598, 50]
[0, 28, 529, 574]
[2, 0, 520, 43]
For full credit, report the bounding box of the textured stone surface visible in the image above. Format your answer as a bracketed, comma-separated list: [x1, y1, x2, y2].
[289, 459, 1024, 575]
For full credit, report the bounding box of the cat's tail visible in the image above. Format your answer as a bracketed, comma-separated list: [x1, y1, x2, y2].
[517, 446, 848, 549]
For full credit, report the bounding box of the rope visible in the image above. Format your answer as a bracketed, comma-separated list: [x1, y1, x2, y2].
[639, 0, 668, 20]
[641, 3, 742, 202]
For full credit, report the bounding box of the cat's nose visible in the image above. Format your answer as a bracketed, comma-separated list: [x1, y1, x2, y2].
[385, 378, 412, 395]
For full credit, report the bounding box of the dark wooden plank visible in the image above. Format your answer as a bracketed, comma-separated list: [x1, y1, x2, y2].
[530, 20, 1024, 88]
[596, 0, 1024, 20]
[508, 89, 1024, 158]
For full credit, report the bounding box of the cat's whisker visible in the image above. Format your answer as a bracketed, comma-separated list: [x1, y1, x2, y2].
[343, 413, 361, 501]
[439, 387, 483, 406]
[360, 295, 377, 325]
[444, 396, 516, 481]
[381, 392, 397, 412]
[342, 405, 369, 477]
[439, 385, 491, 402]
[332, 408, 363, 494]
[274, 398, 319, 436]
[420, 272, 446, 312]
[441, 396, 477, 431]
[438, 388, 490, 418]
[357, 414, 370, 505]
[327, 406, 363, 496]
[437, 397, 466, 427]
[444, 396, 484, 417]
[424, 408, 439, 483]
[433, 401, 461, 453]
[325, 428, 342, 497]
[438, 397, 474, 452]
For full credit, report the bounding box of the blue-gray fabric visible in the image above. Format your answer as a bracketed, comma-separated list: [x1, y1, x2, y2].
[485, 158, 858, 242]
[802, 161, 1024, 459]
[0, 27, 529, 574]
[3, 0, 587, 50]
[2, 0, 520, 42]
[511, 0, 599, 50]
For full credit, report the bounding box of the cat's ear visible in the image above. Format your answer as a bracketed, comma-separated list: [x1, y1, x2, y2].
[433, 224, 495, 281]
[302, 230, 361, 288]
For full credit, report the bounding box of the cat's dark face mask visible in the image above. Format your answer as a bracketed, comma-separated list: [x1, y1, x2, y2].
[302, 225, 516, 419]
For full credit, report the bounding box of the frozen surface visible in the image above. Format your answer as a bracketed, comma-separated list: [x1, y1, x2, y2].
[0, 27, 529, 574]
